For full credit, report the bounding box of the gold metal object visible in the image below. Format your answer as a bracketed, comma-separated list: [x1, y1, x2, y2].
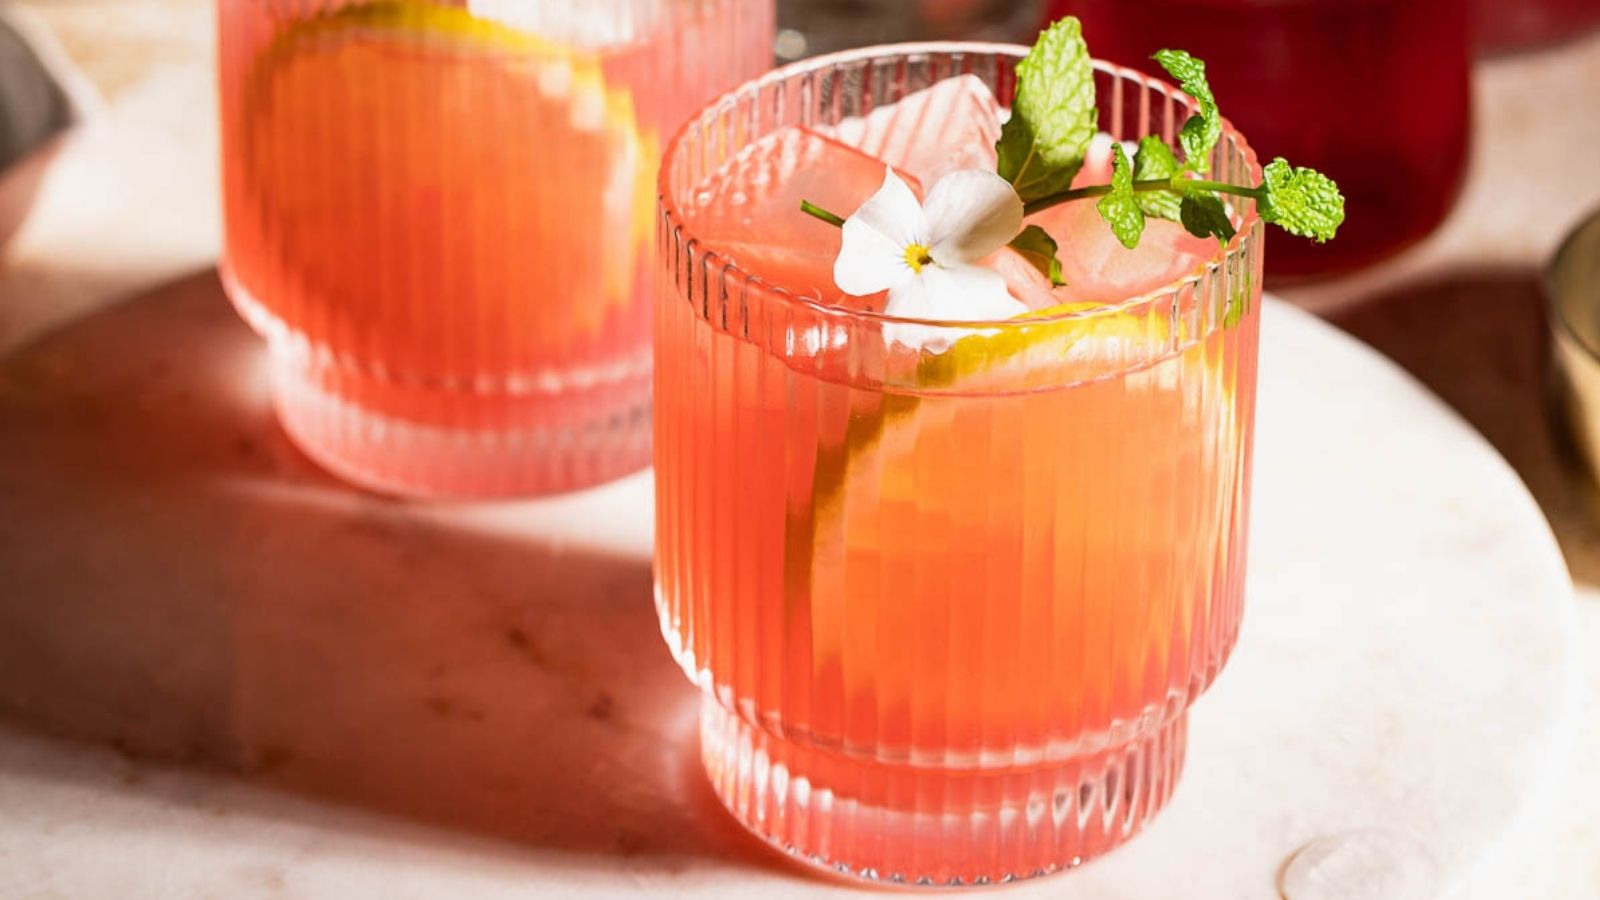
[1549, 208, 1600, 480]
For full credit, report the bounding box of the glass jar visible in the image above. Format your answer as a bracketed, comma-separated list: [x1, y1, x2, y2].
[1051, 0, 1471, 280]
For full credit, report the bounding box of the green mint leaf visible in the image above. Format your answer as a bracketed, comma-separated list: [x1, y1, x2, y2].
[1132, 135, 1182, 220]
[1179, 191, 1236, 246]
[1009, 224, 1066, 286]
[1258, 157, 1345, 242]
[996, 16, 1097, 204]
[1096, 143, 1145, 249]
[1152, 49, 1220, 174]
[1132, 135, 1180, 180]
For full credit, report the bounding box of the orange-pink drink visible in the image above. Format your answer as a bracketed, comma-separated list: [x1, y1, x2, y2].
[656, 51, 1263, 883]
[217, 0, 773, 497]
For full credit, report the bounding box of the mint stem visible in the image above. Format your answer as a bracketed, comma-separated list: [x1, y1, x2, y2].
[800, 200, 847, 227]
[800, 177, 1264, 230]
[1021, 178, 1262, 215]
[1180, 179, 1264, 199]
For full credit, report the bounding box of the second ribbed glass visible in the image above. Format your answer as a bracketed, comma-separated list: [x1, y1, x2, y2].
[656, 46, 1263, 884]
[216, 0, 774, 497]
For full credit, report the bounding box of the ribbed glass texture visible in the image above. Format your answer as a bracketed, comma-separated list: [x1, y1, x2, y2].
[656, 45, 1263, 885]
[216, 0, 774, 497]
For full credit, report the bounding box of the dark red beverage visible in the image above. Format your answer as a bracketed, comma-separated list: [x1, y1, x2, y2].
[1049, 0, 1471, 280]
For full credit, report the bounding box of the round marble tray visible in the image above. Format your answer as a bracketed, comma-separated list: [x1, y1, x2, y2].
[0, 277, 1574, 899]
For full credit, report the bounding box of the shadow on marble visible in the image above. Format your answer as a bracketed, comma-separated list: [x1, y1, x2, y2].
[0, 269, 770, 871]
[1327, 266, 1600, 585]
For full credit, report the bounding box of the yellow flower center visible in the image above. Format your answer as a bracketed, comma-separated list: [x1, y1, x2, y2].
[903, 243, 934, 274]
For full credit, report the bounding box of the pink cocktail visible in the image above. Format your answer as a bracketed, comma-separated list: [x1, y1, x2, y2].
[217, 0, 773, 496]
[656, 46, 1263, 883]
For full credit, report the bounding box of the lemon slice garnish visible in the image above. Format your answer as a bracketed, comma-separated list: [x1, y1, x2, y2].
[785, 297, 1216, 609]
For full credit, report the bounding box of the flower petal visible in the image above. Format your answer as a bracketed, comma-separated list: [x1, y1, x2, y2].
[929, 264, 1029, 320]
[882, 272, 937, 319]
[835, 220, 910, 296]
[880, 276, 952, 352]
[833, 167, 924, 296]
[922, 169, 1024, 266]
[882, 264, 1026, 322]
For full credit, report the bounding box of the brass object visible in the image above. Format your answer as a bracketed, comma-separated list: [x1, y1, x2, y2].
[1549, 208, 1600, 480]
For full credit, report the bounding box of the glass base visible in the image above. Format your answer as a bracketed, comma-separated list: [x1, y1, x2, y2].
[269, 349, 650, 499]
[700, 701, 1187, 886]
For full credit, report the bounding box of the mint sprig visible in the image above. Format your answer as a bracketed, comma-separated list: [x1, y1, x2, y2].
[798, 17, 1347, 285]
[1132, 136, 1181, 220]
[994, 16, 1097, 204]
[1070, 42, 1342, 249]
[1179, 192, 1236, 245]
[1097, 144, 1145, 249]
[1258, 158, 1345, 242]
[1152, 49, 1220, 174]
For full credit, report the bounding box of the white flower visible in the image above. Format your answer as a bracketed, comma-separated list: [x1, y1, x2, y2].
[834, 166, 1027, 322]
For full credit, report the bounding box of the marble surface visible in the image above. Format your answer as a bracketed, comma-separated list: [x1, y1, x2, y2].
[0, 2, 1598, 896]
[0, 280, 1575, 899]
[1275, 26, 1600, 900]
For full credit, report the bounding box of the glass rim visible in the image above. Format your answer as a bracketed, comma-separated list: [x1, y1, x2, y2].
[658, 40, 1265, 332]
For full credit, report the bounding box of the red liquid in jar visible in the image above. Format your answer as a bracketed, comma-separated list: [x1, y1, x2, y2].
[1049, 0, 1471, 280]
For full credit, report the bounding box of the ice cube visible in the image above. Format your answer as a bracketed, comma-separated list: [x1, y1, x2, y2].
[1030, 135, 1220, 304]
[824, 74, 1004, 187]
[1033, 202, 1218, 304]
[982, 247, 1061, 312]
[684, 126, 921, 302]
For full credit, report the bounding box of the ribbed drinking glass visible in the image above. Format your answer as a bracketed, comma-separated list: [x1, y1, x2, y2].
[217, 0, 774, 497]
[655, 44, 1264, 884]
